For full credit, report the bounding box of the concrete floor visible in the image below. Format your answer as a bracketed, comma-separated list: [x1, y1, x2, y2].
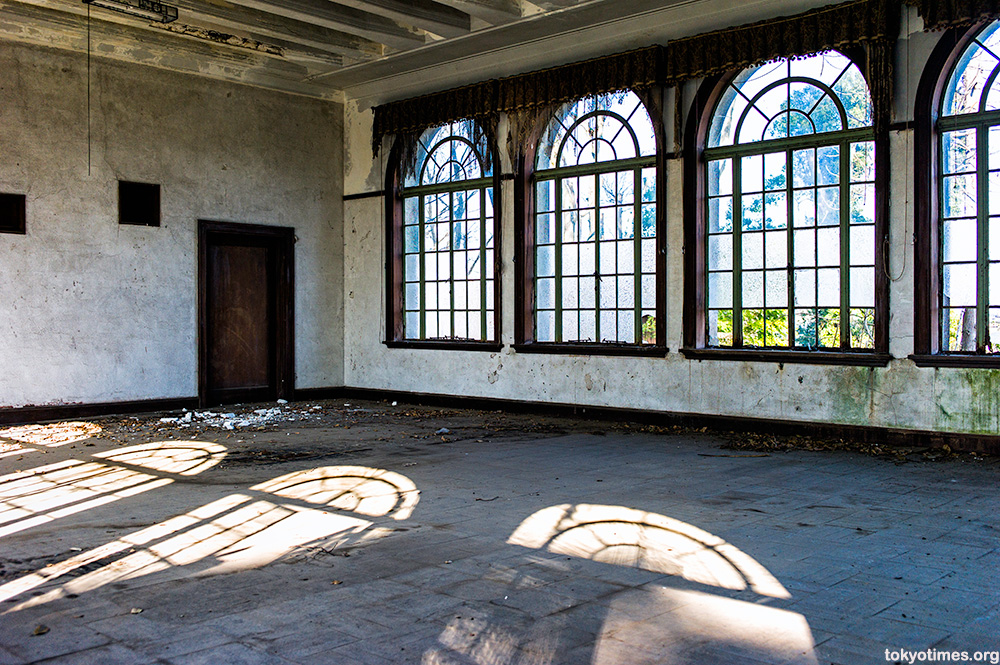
[0, 401, 998, 665]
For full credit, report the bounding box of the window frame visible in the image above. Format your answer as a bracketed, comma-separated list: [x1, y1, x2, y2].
[683, 50, 891, 366]
[513, 88, 668, 358]
[913, 22, 1000, 367]
[384, 124, 503, 351]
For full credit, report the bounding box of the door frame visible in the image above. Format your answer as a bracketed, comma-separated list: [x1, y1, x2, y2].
[198, 220, 295, 407]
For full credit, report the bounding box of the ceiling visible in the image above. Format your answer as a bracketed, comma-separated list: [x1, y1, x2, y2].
[0, 0, 681, 103]
[0, 0, 825, 106]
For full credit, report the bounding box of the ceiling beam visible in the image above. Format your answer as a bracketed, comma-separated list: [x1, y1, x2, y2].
[428, 0, 522, 25]
[222, 0, 428, 51]
[156, 22, 346, 68]
[158, 0, 386, 59]
[327, 0, 471, 39]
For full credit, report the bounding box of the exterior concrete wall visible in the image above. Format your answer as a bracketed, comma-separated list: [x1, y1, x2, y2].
[341, 14, 1000, 436]
[0, 40, 343, 407]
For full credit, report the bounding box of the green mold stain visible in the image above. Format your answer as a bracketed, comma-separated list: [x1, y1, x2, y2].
[955, 369, 1000, 434]
[828, 366, 875, 426]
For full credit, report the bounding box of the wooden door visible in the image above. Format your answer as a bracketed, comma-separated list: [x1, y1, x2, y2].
[199, 221, 294, 406]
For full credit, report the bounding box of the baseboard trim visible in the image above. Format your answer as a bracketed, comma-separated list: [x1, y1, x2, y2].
[0, 397, 200, 425]
[2, 387, 996, 454]
[336, 386, 1000, 454]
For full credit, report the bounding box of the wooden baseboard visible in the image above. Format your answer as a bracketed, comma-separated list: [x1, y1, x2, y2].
[0, 397, 200, 425]
[2, 387, 996, 454]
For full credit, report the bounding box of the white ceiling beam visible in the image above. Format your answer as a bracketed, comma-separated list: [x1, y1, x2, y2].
[223, 0, 428, 51]
[165, 0, 387, 59]
[428, 0, 522, 25]
[329, 0, 471, 38]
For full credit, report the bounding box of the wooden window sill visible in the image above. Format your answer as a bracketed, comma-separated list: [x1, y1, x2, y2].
[680, 347, 891, 366]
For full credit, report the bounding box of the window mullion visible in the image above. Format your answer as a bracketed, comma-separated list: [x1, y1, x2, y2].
[449, 191, 456, 339]
[977, 123, 990, 351]
[786, 149, 795, 348]
[634, 167, 642, 343]
[733, 157, 744, 348]
[554, 177, 563, 342]
[840, 140, 851, 349]
[594, 183, 602, 343]
[481, 186, 488, 341]
[419, 194, 427, 340]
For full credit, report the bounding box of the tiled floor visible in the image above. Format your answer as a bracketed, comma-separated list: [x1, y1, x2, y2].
[0, 402, 997, 664]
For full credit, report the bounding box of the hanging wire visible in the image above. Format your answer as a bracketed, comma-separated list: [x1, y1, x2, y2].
[87, 3, 92, 176]
[885, 5, 910, 282]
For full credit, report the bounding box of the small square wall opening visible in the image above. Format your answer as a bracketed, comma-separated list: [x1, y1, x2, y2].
[0, 193, 26, 234]
[119, 181, 160, 227]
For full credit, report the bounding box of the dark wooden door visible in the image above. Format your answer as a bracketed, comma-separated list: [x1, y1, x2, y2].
[199, 221, 294, 406]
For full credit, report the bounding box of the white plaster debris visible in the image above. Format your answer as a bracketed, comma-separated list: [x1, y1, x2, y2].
[158, 407, 316, 431]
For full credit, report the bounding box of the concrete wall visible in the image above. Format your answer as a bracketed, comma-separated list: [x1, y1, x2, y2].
[0, 40, 344, 407]
[340, 13, 1000, 436]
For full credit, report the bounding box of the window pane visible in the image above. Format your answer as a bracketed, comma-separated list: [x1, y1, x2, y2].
[742, 155, 763, 193]
[850, 184, 875, 225]
[709, 272, 733, 308]
[942, 218, 978, 263]
[765, 309, 789, 346]
[943, 129, 977, 174]
[817, 268, 840, 306]
[849, 225, 875, 265]
[709, 235, 733, 271]
[817, 145, 840, 185]
[817, 308, 841, 347]
[817, 227, 840, 266]
[709, 159, 733, 196]
[765, 230, 788, 269]
[742, 232, 764, 270]
[793, 229, 817, 267]
[793, 190, 816, 227]
[709, 197, 734, 233]
[537, 311, 555, 342]
[764, 152, 786, 190]
[850, 141, 875, 182]
[765, 270, 788, 307]
[765, 192, 788, 229]
[943, 174, 978, 218]
[817, 187, 840, 226]
[849, 309, 875, 349]
[943, 263, 977, 306]
[743, 309, 764, 346]
[794, 269, 816, 306]
[708, 309, 734, 346]
[850, 267, 875, 308]
[795, 309, 817, 347]
[743, 271, 764, 308]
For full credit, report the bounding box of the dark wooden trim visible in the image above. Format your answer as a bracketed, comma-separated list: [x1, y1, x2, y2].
[683, 74, 725, 350]
[513, 343, 668, 357]
[0, 397, 199, 426]
[681, 347, 892, 366]
[385, 140, 405, 344]
[914, 26, 980, 355]
[198, 220, 295, 407]
[888, 121, 915, 132]
[909, 353, 1000, 368]
[293, 386, 347, 401]
[384, 340, 503, 352]
[343, 191, 385, 201]
[337, 386, 1000, 454]
[499, 173, 515, 181]
[0, 193, 27, 234]
[5, 387, 998, 453]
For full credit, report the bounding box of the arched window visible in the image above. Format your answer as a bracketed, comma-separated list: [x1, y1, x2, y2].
[700, 51, 877, 353]
[386, 120, 499, 347]
[934, 21, 1000, 355]
[525, 90, 662, 350]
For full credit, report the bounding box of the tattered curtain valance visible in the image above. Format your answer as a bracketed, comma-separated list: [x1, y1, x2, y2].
[372, 0, 903, 154]
[903, 0, 1000, 31]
